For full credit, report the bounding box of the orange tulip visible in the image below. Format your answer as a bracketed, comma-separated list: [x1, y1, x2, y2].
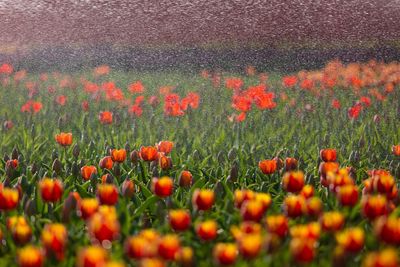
[76, 246, 108, 267]
[300, 184, 314, 198]
[361, 195, 389, 220]
[88, 206, 120, 243]
[7, 216, 32, 245]
[125, 235, 157, 259]
[290, 222, 321, 240]
[158, 234, 181, 260]
[192, 189, 215, 211]
[320, 211, 345, 232]
[319, 162, 340, 186]
[213, 243, 238, 265]
[336, 227, 365, 253]
[320, 148, 337, 162]
[373, 216, 400, 245]
[231, 222, 262, 241]
[55, 132, 73, 147]
[285, 157, 298, 171]
[234, 189, 255, 208]
[327, 168, 354, 192]
[99, 111, 113, 124]
[41, 223, 67, 260]
[238, 234, 262, 259]
[290, 238, 316, 263]
[336, 184, 359, 206]
[179, 170, 193, 187]
[392, 145, 400, 156]
[176, 246, 193, 266]
[169, 210, 191, 232]
[196, 220, 218, 241]
[282, 171, 305, 193]
[362, 248, 398, 267]
[78, 198, 100, 220]
[265, 215, 289, 238]
[99, 156, 113, 170]
[110, 149, 126, 163]
[305, 196, 323, 217]
[159, 155, 172, 170]
[283, 195, 306, 218]
[258, 159, 277, 175]
[104, 262, 126, 267]
[139, 146, 158, 161]
[156, 141, 174, 155]
[0, 183, 19, 210]
[255, 192, 272, 211]
[369, 172, 396, 196]
[138, 258, 166, 267]
[240, 200, 265, 222]
[39, 178, 64, 202]
[152, 177, 173, 198]
[97, 184, 119, 205]
[81, 165, 97, 181]
[17, 246, 44, 267]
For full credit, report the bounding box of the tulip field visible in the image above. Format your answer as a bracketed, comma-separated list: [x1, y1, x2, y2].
[0, 60, 400, 267]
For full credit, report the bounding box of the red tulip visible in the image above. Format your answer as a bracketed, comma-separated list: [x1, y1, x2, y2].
[152, 177, 173, 198]
[169, 210, 191, 232]
[192, 189, 215, 211]
[39, 178, 64, 202]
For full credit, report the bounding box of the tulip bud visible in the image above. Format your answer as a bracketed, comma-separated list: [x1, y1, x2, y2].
[113, 164, 121, 177]
[62, 192, 80, 223]
[52, 159, 63, 175]
[101, 174, 113, 186]
[30, 162, 38, 174]
[214, 181, 224, 197]
[229, 163, 239, 181]
[72, 162, 80, 177]
[159, 155, 172, 170]
[130, 150, 140, 164]
[121, 179, 135, 198]
[179, 171, 193, 187]
[24, 199, 37, 217]
[217, 151, 225, 164]
[228, 148, 237, 161]
[73, 144, 80, 158]
[12, 147, 19, 160]
[52, 149, 58, 161]
[124, 142, 131, 153]
[285, 157, 298, 171]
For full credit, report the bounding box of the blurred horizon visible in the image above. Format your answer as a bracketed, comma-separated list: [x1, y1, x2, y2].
[1, 0, 399, 47]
